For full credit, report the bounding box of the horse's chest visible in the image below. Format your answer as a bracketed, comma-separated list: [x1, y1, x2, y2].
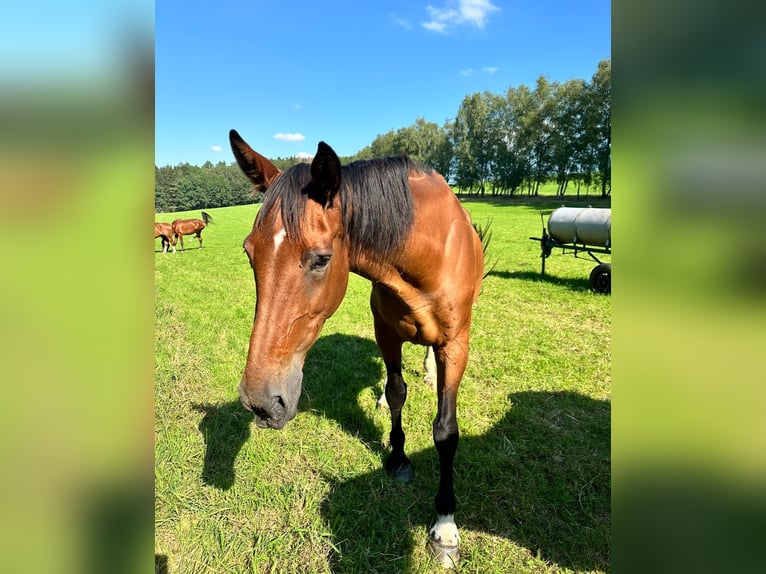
[370, 283, 442, 345]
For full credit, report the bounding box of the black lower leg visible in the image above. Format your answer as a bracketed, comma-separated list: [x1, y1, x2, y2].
[384, 372, 411, 478]
[433, 418, 459, 516]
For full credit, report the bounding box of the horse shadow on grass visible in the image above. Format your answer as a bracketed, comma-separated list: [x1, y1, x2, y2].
[192, 335, 384, 491]
[299, 334, 387, 452]
[490, 269, 593, 293]
[319, 389, 610, 572]
[194, 333, 610, 572]
[193, 401, 252, 490]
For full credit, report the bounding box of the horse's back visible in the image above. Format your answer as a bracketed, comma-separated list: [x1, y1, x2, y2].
[155, 222, 172, 238]
[172, 217, 204, 235]
[369, 170, 484, 346]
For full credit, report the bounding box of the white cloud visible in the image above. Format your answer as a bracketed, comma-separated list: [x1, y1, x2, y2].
[296, 151, 312, 160]
[422, 0, 500, 33]
[422, 6, 457, 34]
[422, 19, 448, 33]
[273, 132, 305, 142]
[461, 66, 498, 77]
[210, 145, 222, 152]
[391, 14, 413, 30]
[459, 0, 500, 27]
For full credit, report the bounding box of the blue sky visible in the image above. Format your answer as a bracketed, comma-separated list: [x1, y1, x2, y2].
[156, 0, 610, 167]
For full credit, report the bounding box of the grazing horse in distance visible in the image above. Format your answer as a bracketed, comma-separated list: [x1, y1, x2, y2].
[172, 211, 213, 251]
[230, 128, 488, 567]
[154, 222, 176, 253]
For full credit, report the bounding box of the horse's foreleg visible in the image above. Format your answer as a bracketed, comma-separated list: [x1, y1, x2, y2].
[178, 234, 184, 251]
[373, 313, 412, 482]
[376, 345, 437, 408]
[427, 339, 468, 568]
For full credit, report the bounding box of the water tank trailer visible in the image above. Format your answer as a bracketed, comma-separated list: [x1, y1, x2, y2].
[529, 206, 611, 294]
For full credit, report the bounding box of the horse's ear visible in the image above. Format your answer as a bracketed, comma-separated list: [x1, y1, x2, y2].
[310, 141, 341, 206]
[229, 129, 281, 191]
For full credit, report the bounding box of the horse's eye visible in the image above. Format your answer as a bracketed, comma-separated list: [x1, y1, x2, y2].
[310, 254, 332, 272]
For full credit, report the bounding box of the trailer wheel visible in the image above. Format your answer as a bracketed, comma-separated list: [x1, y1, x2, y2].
[589, 263, 611, 294]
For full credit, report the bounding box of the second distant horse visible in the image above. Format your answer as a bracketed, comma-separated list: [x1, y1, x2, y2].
[154, 222, 176, 253]
[172, 211, 213, 251]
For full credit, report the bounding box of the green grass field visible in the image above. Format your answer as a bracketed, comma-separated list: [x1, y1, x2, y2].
[155, 196, 611, 574]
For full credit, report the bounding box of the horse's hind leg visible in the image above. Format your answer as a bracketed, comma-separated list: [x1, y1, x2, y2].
[373, 312, 412, 482]
[423, 345, 437, 391]
[427, 337, 469, 567]
[197, 231, 203, 249]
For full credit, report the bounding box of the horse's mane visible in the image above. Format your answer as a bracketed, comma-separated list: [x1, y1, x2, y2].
[256, 156, 431, 260]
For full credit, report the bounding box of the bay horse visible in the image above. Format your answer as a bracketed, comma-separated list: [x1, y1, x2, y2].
[154, 222, 176, 253]
[230, 129, 487, 567]
[172, 211, 213, 251]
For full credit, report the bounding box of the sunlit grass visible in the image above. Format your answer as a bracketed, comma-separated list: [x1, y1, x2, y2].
[155, 197, 610, 573]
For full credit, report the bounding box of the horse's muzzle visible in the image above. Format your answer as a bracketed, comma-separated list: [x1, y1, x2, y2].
[238, 368, 301, 430]
[241, 393, 289, 429]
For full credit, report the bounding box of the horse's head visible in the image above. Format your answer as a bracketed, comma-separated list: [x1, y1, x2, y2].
[230, 129, 350, 429]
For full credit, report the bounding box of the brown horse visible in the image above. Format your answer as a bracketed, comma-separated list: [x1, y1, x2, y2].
[172, 211, 213, 251]
[154, 222, 176, 253]
[230, 129, 487, 567]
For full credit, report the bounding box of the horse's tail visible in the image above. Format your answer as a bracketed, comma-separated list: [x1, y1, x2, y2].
[201, 211, 214, 226]
[473, 220, 496, 279]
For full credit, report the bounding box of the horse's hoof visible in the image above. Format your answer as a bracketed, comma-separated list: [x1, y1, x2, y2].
[427, 538, 460, 568]
[387, 463, 413, 483]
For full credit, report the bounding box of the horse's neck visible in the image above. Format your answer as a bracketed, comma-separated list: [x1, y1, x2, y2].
[350, 254, 394, 285]
[351, 255, 420, 301]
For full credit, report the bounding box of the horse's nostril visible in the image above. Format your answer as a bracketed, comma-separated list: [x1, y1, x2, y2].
[274, 395, 286, 410]
[251, 405, 271, 421]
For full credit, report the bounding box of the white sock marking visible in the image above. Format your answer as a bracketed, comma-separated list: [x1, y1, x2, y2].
[429, 514, 460, 547]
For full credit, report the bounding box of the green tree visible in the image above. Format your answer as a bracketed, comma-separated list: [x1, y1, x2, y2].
[549, 78, 588, 196]
[524, 76, 557, 195]
[504, 84, 536, 194]
[452, 92, 497, 194]
[586, 58, 611, 197]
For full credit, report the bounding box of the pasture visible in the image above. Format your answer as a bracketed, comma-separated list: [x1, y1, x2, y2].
[155, 197, 611, 573]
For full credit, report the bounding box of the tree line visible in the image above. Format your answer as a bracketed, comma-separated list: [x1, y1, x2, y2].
[154, 156, 304, 213]
[155, 58, 609, 212]
[357, 58, 610, 197]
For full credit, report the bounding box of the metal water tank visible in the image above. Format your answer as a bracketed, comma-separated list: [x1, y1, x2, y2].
[548, 207, 611, 247]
